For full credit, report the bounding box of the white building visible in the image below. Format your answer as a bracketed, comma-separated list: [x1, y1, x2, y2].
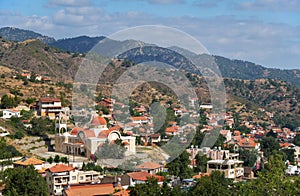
[207, 159, 244, 180]
[37, 98, 62, 120]
[46, 164, 102, 195]
[55, 115, 136, 159]
[2, 109, 20, 119]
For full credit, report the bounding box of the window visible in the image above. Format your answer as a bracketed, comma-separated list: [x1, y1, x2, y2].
[72, 176, 76, 180]
[80, 176, 83, 180]
[221, 165, 229, 169]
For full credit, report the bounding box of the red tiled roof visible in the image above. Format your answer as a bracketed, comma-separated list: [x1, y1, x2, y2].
[83, 129, 96, 138]
[234, 130, 241, 136]
[70, 127, 83, 135]
[48, 164, 74, 173]
[238, 138, 258, 148]
[13, 157, 44, 166]
[168, 121, 177, 125]
[91, 116, 107, 125]
[280, 142, 292, 148]
[165, 126, 178, 133]
[127, 172, 152, 181]
[131, 116, 148, 121]
[127, 172, 163, 181]
[136, 162, 163, 170]
[64, 183, 115, 196]
[39, 97, 61, 102]
[97, 129, 112, 138]
[109, 125, 121, 131]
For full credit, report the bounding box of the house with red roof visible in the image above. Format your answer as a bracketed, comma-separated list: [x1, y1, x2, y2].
[235, 138, 260, 151]
[97, 98, 115, 114]
[46, 164, 102, 195]
[55, 115, 136, 159]
[13, 156, 44, 170]
[37, 97, 62, 119]
[131, 116, 150, 124]
[135, 162, 164, 174]
[124, 172, 164, 187]
[165, 126, 179, 136]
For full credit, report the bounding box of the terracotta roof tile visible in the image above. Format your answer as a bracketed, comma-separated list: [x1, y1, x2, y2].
[165, 126, 178, 133]
[83, 129, 96, 138]
[136, 162, 163, 170]
[91, 116, 107, 125]
[127, 172, 163, 181]
[13, 157, 44, 166]
[131, 116, 148, 121]
[97, 130, 112, 138]
[238, 138, 258, 148]
[39, 97, 61, 102]
[48, 164, 74, 173]
[70, 127, 84, 135]
[64, 183, 115, 196]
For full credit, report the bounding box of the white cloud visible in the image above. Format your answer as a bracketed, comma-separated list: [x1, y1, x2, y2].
[47, 0, 92, 7]
[147, 0, 185, 4]
[193, 0, 223, 8]
[0, 6, 299, 69]
[237, 0, 300, 11]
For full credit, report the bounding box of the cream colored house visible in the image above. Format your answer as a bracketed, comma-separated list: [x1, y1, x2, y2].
[207, 159, 244, 180]
[46, 164, 102, 195]
[55, 115, 136, 159]
[37, 98, 62, 119]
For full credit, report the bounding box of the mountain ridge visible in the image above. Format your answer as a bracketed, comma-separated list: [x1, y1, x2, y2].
[0, 26, 299, 88]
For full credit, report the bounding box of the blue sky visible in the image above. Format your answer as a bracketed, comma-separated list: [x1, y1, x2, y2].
[0, 0, 300, 69]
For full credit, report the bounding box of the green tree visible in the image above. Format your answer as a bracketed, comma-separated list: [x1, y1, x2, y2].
[239, 149, 257, 167]
[1, 166, 49, 195]
[194, 153, 210, 173]
[54, 155, 60, 163]
[47, 156, 53, 164]
[280, 148, 295, 164]
[129, 177, 162, 196]
[190, 171, 232, 196]
[260, 137, 280, 158]
[0, 94, 19, 109]
[28, 117, 54, 135]
[14, 131, 24, 139]
[167, 151, 193, 179]
[25, 97, 36, 105]
[238, 154, 300, 195]
[293, 134, 300, 146]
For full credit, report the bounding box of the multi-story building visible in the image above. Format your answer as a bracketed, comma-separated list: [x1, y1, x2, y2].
[207, 159, 244, 180]
[55, 115, 136, 159]
[293, 146, 300, 166]
[46, 164, 102, 195]
[37, 98, 62, 119]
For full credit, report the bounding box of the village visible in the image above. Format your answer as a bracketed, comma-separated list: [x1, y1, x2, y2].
[1, 78, 300, 195]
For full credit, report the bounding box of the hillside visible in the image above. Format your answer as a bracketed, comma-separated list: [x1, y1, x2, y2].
[215, 56, 300, 88]
[1, 26, 299, 88]
[49, 36, 105, 53]
[0, 27, 55, 44]
[0, 37, 81, 81]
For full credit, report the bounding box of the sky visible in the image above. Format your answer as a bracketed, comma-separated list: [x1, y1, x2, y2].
[0, 0, 300, 69]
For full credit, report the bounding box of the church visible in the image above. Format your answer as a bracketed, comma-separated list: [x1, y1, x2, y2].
[54, 114, 136, 159]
